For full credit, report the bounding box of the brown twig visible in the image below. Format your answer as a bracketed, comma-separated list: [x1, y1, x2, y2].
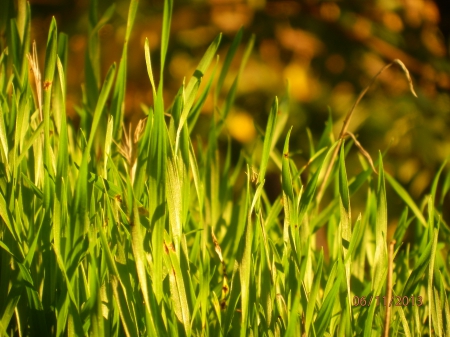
[383, 240, 396, 337]
[345, 131, 378, 174]
[316, 59, 417, 203]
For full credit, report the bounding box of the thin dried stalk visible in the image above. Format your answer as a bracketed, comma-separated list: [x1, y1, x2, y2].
[317, 59, 417, 203]
[115, 122, 142, 184]
[345, 131, 378, 174]
[27, 41, 43, 120]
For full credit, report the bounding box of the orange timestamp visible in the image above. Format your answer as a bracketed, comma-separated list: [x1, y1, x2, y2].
[352, 295, 424, 307]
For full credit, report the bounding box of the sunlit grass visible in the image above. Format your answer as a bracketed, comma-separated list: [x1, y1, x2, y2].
[0, 0, 449, 336]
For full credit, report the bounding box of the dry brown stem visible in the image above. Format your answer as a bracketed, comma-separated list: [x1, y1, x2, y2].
[316, 59, 416, 203]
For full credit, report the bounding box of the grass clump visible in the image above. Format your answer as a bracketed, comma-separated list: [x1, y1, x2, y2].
[0, 0, 449, 336]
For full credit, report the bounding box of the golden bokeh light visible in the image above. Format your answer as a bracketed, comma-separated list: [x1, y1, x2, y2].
[320, 2, 341, 22]
[382, 12, 404, 32]
[226, 111, 256, 143]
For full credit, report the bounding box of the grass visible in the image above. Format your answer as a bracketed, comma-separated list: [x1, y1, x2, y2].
[0, 0, 450, 336]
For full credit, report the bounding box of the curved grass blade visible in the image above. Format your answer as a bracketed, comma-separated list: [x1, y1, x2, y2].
[175, 33, 222, 152]
[164, 242, 191, 336]
[314, 270, 341, 337]
[305, 249, 323, 336]
[385, 173, 427, 227]
[258, 97, 278, 185]
[214, 27, 243, 103]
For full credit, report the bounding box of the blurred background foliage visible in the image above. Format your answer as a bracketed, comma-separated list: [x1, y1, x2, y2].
[1, 0, 450, 222]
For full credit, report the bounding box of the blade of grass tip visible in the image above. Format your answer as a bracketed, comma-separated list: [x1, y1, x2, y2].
[111, 0, 138, 139]
[85, 62, 116, 153]
[133, 108, 153, 200]
[84, 1, 101, 112]
[385, 173, 427, 227]
[402, 239, 433, 296]
[304, 138, 316, 176]
[214, 27, 243, 104]
[72, 63, 116, 245]
[187, 57, 219, 132]
[175, 33, 222, 152]
[18, 0, 29, 39]
[110, 51, 127, 140]
[0, 105, 8, 169]
[344, 213, 362, 265]
[431, 159, 447, 205]
[219, 34, 254, 126]
[393, 207, 411, 250]
[90, 3, 116, 37]
[439, 167, 450, 207]
[53, 36, 66, 133]
[258, 97, 278, 185]
[160, 0, 173, 79]
[16, 121, 44, 167]
[42, 17, 57, 211]
[185, 33, 221, 101]
[317, 109, 334, 151]
[297, 148, 326, 225]
[270, 84, 290, 151]
[57, 32, 68, 71]
[144, 38, 157, 98]
[8, 19, 20, 73]
[281, 127, 297, 244]
[305, 248, 323, 336]
[239, 167, 265, 337]
[374, 152, 387, 291]
[18, 1, 31, 86]
[55, 57, 68, 177]
[104, 115, 113, 178]
[317, 59, 417, 203]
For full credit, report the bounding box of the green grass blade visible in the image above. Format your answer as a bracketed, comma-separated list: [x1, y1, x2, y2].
[73, 62, 116, 235]
[385, 173, 427, 227]
[130, 201, 160, 336]
[214, 27, 243, 103]
[314, 271, 341, 337]
[148, 86, 167, 304]
[373, 152, 387, 292]
[164, 242, 191, 336]
[160, 0, 173, 79]
[258, 98, 278, 185]
[305, 249, 323, 336]
[42, 17, 57, 211]
[175, 34, 222, 152]
[220, 34, 254, 124]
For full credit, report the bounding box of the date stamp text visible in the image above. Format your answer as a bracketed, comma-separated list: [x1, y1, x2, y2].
[352, 295, 423, 307]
